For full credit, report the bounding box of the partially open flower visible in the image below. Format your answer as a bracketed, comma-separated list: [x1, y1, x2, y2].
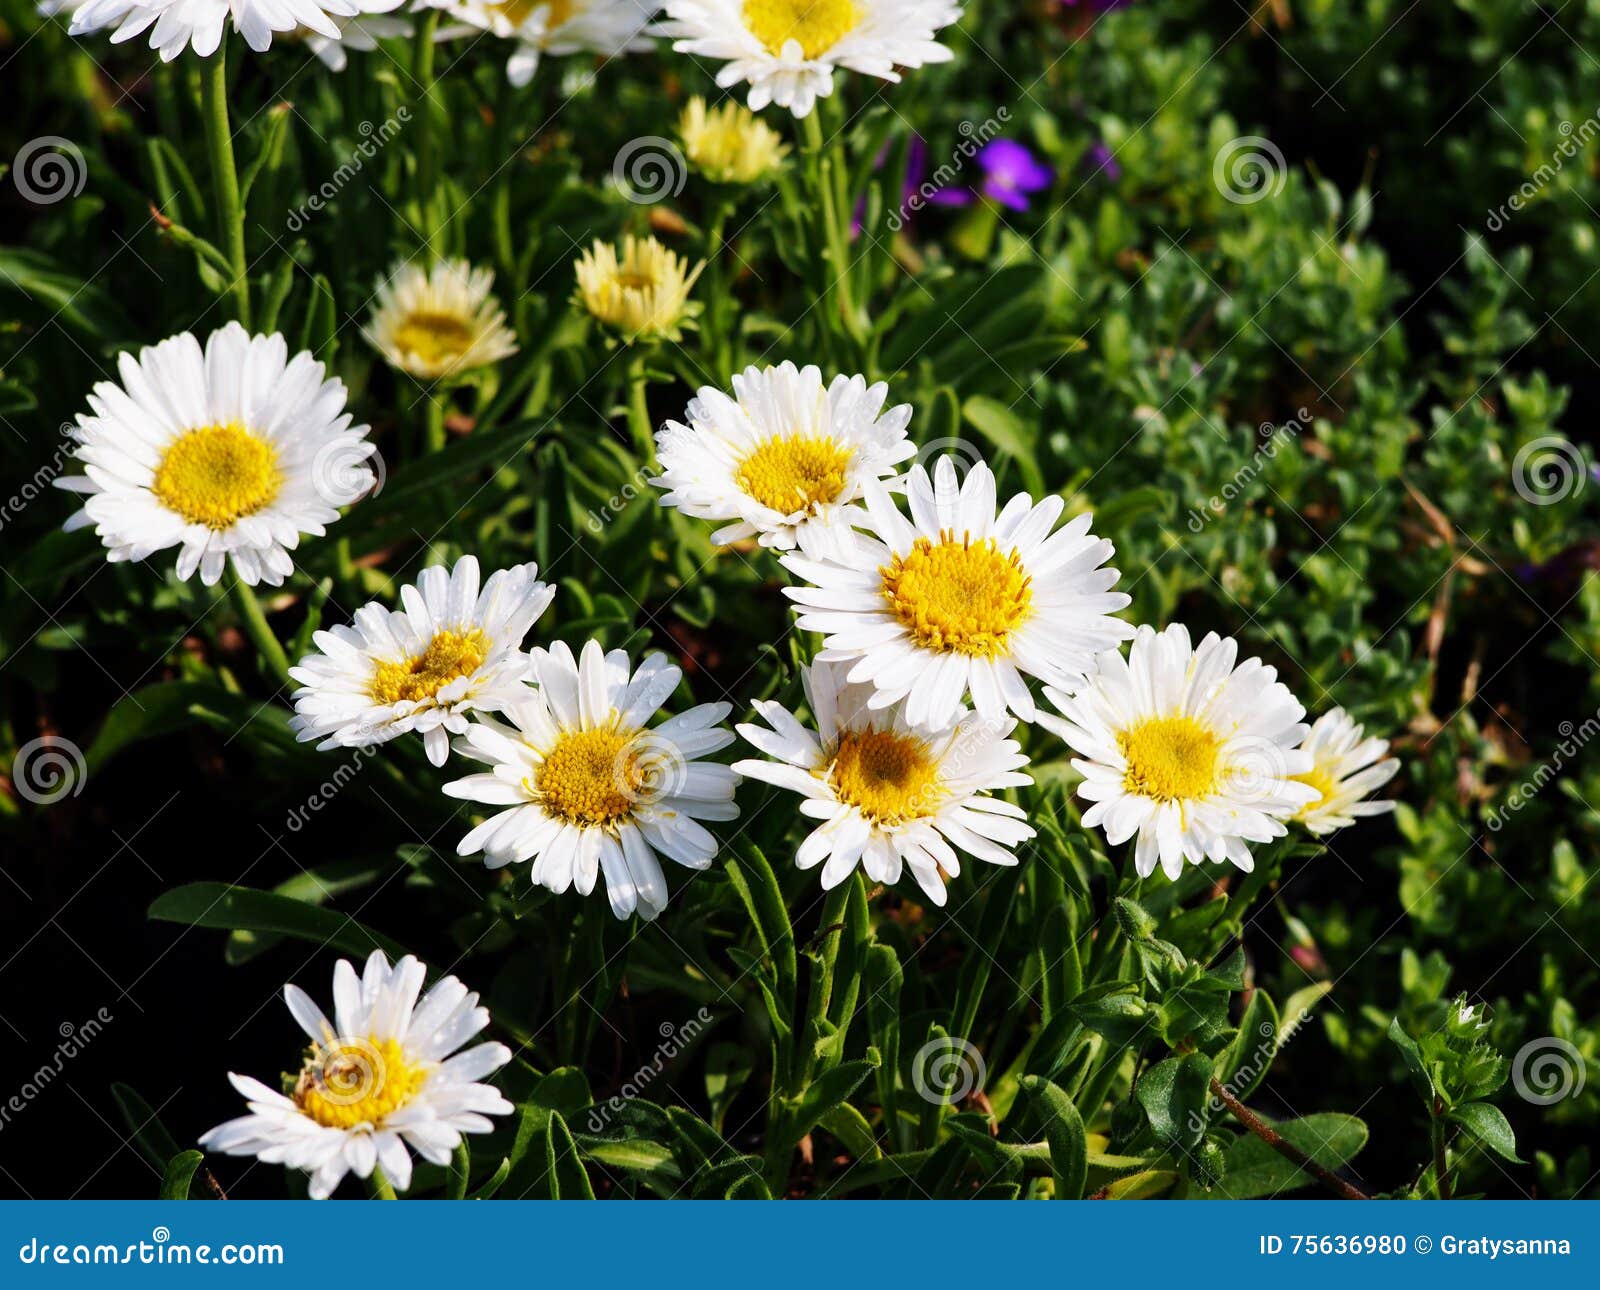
[573, 235, 703, 343]
[363, 259, 519, 382]
[679, 96, 790, 185]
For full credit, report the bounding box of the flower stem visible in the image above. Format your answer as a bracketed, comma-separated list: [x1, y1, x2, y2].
[229, 580, 291, 686]
[413, 10, 441, 257]
[367, 1165, 398, 1200]
[200, 43, 251, 327]
[1210, 1076, 1370, 1200]
[424, 390, 447, 454]
[801, 112, 865, 351]
[1431, 1105, 1453, 1199]
[626, 350, 655, 463]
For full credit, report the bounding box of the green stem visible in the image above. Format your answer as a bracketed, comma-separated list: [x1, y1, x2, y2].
[1431, 1109, 1452, 1199]
[200, 44, 250, 327]
[626, 350, 655, 463]
[413, 10, 441, 257]
[229, 580, 291, 686]
[802, 111, 864, 349]
[424, 391, 447, 455]
[704, 201, 731, 374]
[367, 1165, 398, 1200]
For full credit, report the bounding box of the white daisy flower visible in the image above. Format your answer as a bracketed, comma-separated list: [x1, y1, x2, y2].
[1290, 706, 1400, 836]
[431, 0, 655, 87]
[301, 7, 413, 71]
[733, 660, 1032, 906]
[1039, 623, 1320, 881]
[288, 555, 556, 767]
[363, 260, 519, 382]
[68, 0, 368, 59]
[55, 322, 376, 589]
[781, 457, 1132, 731]
[445, 639, 740, 920]
[659, 0, 963, 119]
[198, 951, 512, 1200]
[653, 361, 915, 555]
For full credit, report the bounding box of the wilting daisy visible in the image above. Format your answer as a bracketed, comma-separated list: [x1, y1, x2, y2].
[573, 235, 703, 343]
[56, 323, 375, 588]
[734, 661, 1032, 904]
[1290, 707, 1400, 836]
[68, 0, 366, 58]
[653, 361, 914, 554]
[432, 0, 655, 86]
[288, 556, 555, 767]
[782, 457, 1131, 730]
[199, 951, 511, 1200]
[445, 640, 739, 919]
[659, 0, 963, 118]
[679, 96, 789, 184]
[363, 260, 519, 382]
[1038, 623, 1319, 880]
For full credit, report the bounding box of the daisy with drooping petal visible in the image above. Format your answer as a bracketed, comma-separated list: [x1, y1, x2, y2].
[1290, 707, 1400, 836]
[55, 322, 375, 588]
[68, 0, 366, 59]
[363, 260, 519, 382]
[734, 661, 1033, 905]
[781, 457, 1132, 731]
[288, 555, 555, 767]
[679, 96, 790, 184]
[199, 951, 512, 1200]
[659, 0, 963, 119]
[573, 235, 703, 343]
[653, 361, 914, 554]
[446, 640, 739, 920]
[1038, 623, 1320, 880]
[430, 0, 655, 87]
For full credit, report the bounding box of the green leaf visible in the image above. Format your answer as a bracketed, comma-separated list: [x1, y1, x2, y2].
[1021, 1076, 1088, 1200]
[785, 1051, 881, 1149]
[158, 1150, 203, 1200]
[1136, 1053, 1213, 1149]
[446, 1142, 470, 1200]
[1387, 1015, 1435, 1103]
[962, 396, 1045, 495]
[148, 883, 408, 963]
[110, 1083, 183, 1173]
[1448, 1102, 1523, 1163]
[1206, 1113, 1369, 1200]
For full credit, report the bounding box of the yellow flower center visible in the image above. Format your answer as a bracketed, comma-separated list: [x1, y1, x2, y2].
[151, 423, 281, 530]
[391, 310, 476, 371]
[881, 534, 1033, 657]
[293, 1037, 428, 1130]
[493, 0, 576, 27]
[1118, 716, 1221, 802]
[1291, 764, 1338, 817]
[743, 0, 861, 58]
[535, 726, 644, 827]
[370, 629, 489, 707]
[735, 434, 854, 514]
[827, 728, 941, 825]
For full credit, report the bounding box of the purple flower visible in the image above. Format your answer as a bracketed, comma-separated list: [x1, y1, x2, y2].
[1083, 140, 1121, 182]
[975, 138, 1054, 210]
